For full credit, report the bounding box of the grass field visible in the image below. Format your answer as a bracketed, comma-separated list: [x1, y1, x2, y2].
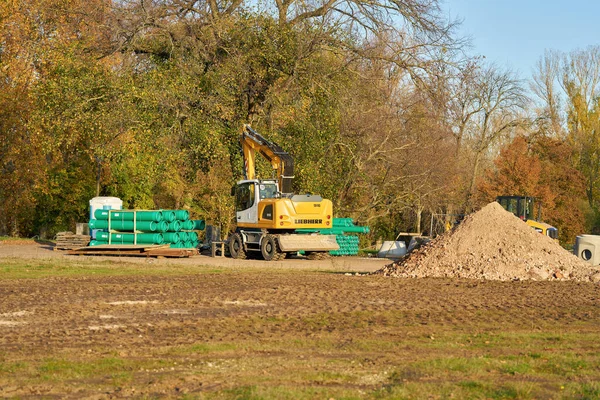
[1, 256, 599, 399]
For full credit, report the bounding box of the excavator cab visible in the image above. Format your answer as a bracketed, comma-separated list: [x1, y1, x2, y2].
[496, 196, 558, 240]
[496, 196, 539, 221]
[233, 179, 280, 225]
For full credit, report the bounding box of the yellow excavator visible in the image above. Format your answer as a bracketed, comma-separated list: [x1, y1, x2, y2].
[227, 125, 339, 260]
[496, 196, 558, 240]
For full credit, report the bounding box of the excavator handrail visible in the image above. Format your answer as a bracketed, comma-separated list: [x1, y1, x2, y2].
[241, 125, 295, 194]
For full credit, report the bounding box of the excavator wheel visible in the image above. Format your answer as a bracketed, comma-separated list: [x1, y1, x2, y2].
[229, 233, 246, 259]
[261, 234, 283, 261]
[306, 251, 331, 260]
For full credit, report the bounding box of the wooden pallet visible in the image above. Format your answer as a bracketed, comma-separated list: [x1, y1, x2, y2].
[55, 232, 91, 250]
[66, 244, 198, 258]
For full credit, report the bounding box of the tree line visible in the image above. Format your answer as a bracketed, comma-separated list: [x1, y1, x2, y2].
[1, 0, 598, 244]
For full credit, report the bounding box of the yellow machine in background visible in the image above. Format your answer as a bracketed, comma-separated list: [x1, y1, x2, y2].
[496, 196, 558, 240]
[227, 125, 339, 260]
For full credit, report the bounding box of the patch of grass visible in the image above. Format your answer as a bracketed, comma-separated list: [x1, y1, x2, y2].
[458, 380, 485, 389]
[486, 385, 525, 399]
[212, 385, 365, 400]
[38, 357, 131, 382]
[378, 379, 539, 400]
[303, 370, 354, 384]
[184, 343, 239, 354]
[0, 258, 227, 279]
[0, 361, 30, 374]
[573, 382, 600, 399]
[499, 360, 533, 376]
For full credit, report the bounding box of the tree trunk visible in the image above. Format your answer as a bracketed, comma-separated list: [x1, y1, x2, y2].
[466, 151, 482, 212]
[96, 158, 101, 197]
[415, 204, 422, 234]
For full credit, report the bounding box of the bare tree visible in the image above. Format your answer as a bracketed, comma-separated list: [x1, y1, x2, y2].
[463, 65, 528, 209]
[531, 49, 564, 137]
[447, 60, 484, 154]
[560, 46, 600, 207]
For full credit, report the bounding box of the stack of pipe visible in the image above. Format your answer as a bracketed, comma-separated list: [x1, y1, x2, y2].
[297, 218, 369, 256]
[88, 209, 205, 248]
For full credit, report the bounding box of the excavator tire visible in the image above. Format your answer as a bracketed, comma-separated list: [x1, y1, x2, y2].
[306, 251, 331, 261]
[229, 233, 246, 259]
[261, 234, 283, 261]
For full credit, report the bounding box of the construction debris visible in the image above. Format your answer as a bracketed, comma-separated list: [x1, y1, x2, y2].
[54, 232, 91, 250]
[375, 202, 599, 282]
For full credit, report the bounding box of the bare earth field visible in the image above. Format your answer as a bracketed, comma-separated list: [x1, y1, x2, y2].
[1, 242, 599, 399]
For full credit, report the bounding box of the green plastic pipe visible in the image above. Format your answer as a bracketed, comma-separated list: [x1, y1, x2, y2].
[156, 221, 169, 232]
[168, 221, 181, 232]
[174, 210, 189, 221]
[192, 220, 206, 230]
[96, 232, 164, 244]
[162, 232, 181, 243]
[161, 210, 188, 221]
[297, 226, 369, 234]
[94, 209, 163, 222]
[161, 210, 176, 222]
[181, 220, 194, 230]
[89, 219, 158, 232]
[332, 218, 355, 227]
[178, 231, 189, 242]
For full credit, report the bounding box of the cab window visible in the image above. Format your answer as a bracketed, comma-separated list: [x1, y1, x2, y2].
[235, 183, 255, 211]
[259, 183, 278, 199]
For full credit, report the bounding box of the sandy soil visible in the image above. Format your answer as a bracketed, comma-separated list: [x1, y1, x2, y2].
[0, 242, 390, 273]
[378, 202, 599, 281]
[1, 241, 599, 398]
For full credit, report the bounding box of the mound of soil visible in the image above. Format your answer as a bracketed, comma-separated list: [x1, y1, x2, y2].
[376, 202, 599, 281]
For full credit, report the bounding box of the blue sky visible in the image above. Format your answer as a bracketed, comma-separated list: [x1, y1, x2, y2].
[443, 0, 600, 78]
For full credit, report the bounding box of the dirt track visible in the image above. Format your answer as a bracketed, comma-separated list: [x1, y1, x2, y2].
[0, 242, 389, 272]
[1, 243, 600, 398]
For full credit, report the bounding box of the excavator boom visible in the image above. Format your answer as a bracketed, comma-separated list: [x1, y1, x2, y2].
[241, 124, 295, 194]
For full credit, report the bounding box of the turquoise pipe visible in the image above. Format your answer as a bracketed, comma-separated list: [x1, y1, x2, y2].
[96, 232, 164, 244]
[89, 219, 158, 232]
[332, 218, 355, 227]
[161, 210, 188, 221]
[297, 226, 369, 234]
[156, 221, 169, 232]
[168, 221, 181, 232]
[162, 232, 181, 243]
[181, 220, 194, 230]
[187, 231, 199, 241]
[94, 209, 163, 222]
[178, 231, 189, 242]
[192, 220, 206, 230]
[161, 210, 176, 222]
[175, 210, 189, 221]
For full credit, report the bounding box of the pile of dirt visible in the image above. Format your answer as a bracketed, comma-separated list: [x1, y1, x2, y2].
[376, 202, 600, 282]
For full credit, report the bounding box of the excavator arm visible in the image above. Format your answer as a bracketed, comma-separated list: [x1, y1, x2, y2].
[241, 125, 295, 194]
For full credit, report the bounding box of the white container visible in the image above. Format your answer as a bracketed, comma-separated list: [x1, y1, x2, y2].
[89, 197, 123, 239]
[377, 241, 407, 259]
[574, 234, 600, 266]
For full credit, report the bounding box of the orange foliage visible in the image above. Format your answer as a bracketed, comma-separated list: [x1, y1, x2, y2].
[478, 135, 586, 243]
